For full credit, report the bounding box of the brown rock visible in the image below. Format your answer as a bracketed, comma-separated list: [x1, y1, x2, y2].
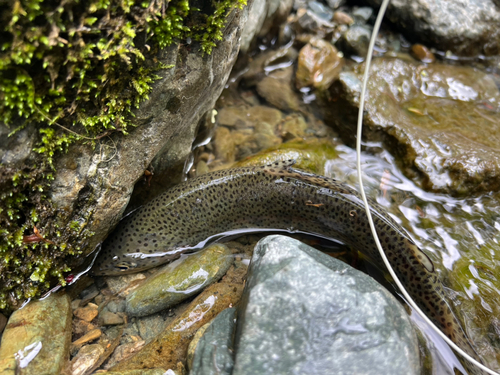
[100, 311, 125, 326]
[71, 328, 102, 351]
[410, 44, 436, 63]
[70, 344, 105, 375]
[72, 318, 96, 336]
[256, 67, 302, 112]
[213, 127, 236, 163]
[296, 38, 343, 90]
[73, 303, 99, 322]
[104, 340, 146, 369]
[333, 11, 354, 25]
[109, 267, 245, 372]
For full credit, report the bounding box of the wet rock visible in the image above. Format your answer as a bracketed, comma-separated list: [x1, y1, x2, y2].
[0, 293, 72, 375]
[325, 57, 500, 195]
[297, 8, 334, 32]
[352, 7, 373, 23]
[326, 0, 344, 9]
[0, 0, 254, 309]
[217, 106, 250, 127]
[110, 267, 245, 372]
[448, 234, 500, 369]
[233, 235, 420, 375]
[71, 328, 102, 354]
[186, 323, 211, 370]
[126, 244, 233, 317]
[340, 24, 373, 57]
[105, 340, 146, 369]
[70, 344, 105, 375]
[190, 307, 237, 375]
[308, 1, 333, 21]
[214, 127, 236, 163]
[100, 311, 125, 325]
[72, 318, 96, 337]
[234, 138, 338, 174]
[136, 315, 167, 342]
[296, 38, 343, 90]
[241, 0, 293, 53]
[411, 44, 436, 64]
[333, 11, 354, 26]
[280, 115, 308, 138]
[73, 303, 99, 322]
[256, 67, 302, 112]
[367, 0, 500, 56]
[105, 274, 147, 298]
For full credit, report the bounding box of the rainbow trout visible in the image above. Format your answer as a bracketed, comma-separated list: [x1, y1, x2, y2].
[95, 160, 479, 367]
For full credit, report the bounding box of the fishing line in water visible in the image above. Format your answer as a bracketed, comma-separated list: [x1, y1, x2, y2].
[355, 1, 499, 374]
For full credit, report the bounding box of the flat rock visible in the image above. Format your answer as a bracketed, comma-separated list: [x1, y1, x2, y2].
[0, 293, 72, 375]
[126, 244, 233, 317]
[325, 56, 500, 195]
[190, 308, 237, 375]
[232, 235, 420, 375]
[110, 266, 245, 372]
[70, 344, 105, 375]
[367, 0, 500, 56]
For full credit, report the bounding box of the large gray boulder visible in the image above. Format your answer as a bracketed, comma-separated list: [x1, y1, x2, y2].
[233, 235, 421, 375]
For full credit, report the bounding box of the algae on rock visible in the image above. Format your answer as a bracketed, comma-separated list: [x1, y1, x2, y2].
[0, 0, 249, 313]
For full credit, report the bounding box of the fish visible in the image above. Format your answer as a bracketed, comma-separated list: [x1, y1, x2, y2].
[95, 159, 480, 367]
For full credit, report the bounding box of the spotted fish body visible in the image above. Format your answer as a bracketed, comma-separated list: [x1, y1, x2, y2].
[96, 160, 479, 365]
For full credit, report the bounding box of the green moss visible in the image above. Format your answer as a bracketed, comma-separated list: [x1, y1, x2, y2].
[0, 0, 247, 313]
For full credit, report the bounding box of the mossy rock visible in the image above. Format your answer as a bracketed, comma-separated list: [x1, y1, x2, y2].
[0, 0, 258, 313]
[233, 138, 339, 174]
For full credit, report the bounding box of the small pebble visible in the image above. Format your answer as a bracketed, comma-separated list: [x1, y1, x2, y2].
[411, 44, 436, 63]
[100, 311, 125, 325]
[333, 11, 354, 25]
[72, 328, 102, 348]
[74, 303, 99, 322]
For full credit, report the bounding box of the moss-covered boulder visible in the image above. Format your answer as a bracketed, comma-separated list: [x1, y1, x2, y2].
[0, 0, 291, 313]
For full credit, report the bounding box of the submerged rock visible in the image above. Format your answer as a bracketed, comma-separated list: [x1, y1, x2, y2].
[233, 235, 420, 375]
[296, 38, 343, 90]
[325, 56, 500, 195]
[190, 308, 237, 375]
[0, 293, 72, 375]
[233, 138, 338, 174]
[367, 0, 500, 56]
[70, 343, 105, 375]
[448, 234, 500, 370]
[110, 267, 245, 372]
[126, 244, 233, 317]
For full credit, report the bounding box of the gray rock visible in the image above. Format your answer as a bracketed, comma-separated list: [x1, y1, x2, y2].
[308, 1, 334, 21]
[341, 24, 373, 57]
[325, 56, 500, 195]
[190, 308, 237, 375]
[0, 293, 72, 375]
[125, 244, 233, 317]
[367, 0, 500, 56]
[233, 235, 420, 375]
[352, 7, 373, 22]
[326, 0, 344, 10]
[241, 0, 293, 53]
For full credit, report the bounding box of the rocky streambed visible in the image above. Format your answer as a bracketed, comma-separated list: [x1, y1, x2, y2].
[2, 0, 500, 374]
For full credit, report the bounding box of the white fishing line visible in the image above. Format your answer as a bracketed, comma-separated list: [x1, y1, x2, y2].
[355, 1, 499, 374]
